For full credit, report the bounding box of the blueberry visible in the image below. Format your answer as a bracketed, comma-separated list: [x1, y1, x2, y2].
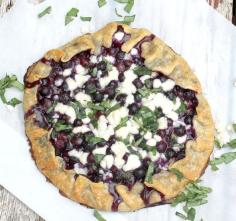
[165, 91, 175, 100]
[116, 62, 126, 73]
[157, 141, 167, 153]
[71, 135, 83, 147]
[97, 61, 107, 71]
[133, 78, 143, 89]
[134, 168, 146, 180]
[41, 78, 49, 86]
[93, 93, 104, 102]
[116, 93, 127, 105]
[165, 148, 175, 159]
[108, 80, 118, 88]
[128, 103, 140, 115]
[106, 88, 116, 99]
[118, 73, 125, 82]
[133, 57, 143, 66]
[116, 51, 125, 60]
[184, 90, 195, 100]
[124, 60, 132, 68]
[59, 94, 70, 103]
[61, 60, 73, 69]
[41, 98, 52, 109]
[97, 140, 107, 147]
[84, 143, 95, 151]
[174, 126, 186, 136]
[73, 119, 83, 127]
[184, 115, 192, 125]
[39, 86, 51, 96]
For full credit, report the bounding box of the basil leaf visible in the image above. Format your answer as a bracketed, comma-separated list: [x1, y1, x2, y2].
[86, 136, 104, 145]
[70, 101, 86, 119]
[87, 102, 105, 111]
[133, 66, 152, 76]
[94, 210, 106, 221]
[55, 122, 73, 132]
[145, 162, 154, 183]
[187, 208, 196, 221]
[65, 8, 79, 25]
[115, 8, 122, 17]
[227, 138, 236, 148]
[118, 15, 136, 25]
[80, 16, 92, 22]
[137, 88, 150, 97]
[0, 75, 24, 107]
[176, 101, 187, 114]
[214, 138, 222, 149]
[169, 168, 184, 182]
[38, 6, 52, 18]
[124, 0, 134, 13]
[175, 211, 187, 220]
[94, 154, 105, 164]
[115, 116, 129, 130]
[106, 103, 121, 115]
[98, 0, 107, 8]
[210, 152, 236, 171]
[133, 136, 144, 147]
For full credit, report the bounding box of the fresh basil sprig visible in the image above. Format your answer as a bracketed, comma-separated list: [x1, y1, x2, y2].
[0, 75, 24, 107]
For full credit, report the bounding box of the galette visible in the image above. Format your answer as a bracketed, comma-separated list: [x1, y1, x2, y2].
[24, 22, 214, 211]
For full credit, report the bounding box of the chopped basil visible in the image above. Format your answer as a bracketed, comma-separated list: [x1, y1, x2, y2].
[169, 168, 184, 182]
[115, 116, 129, 130]
[87, 111, 98, 128]
[100, 100, 111, 109]
[214, 138, 222, 149]
[133, 135, 144, 147]
[175, 208, 196, 221]
[65, 8, 79, 25]
[54, 122, 73, 132]
[137, 88, 150, 97]
[233, 123, 236, 132]
[118, 15, 135, 25]
[106, 103, 121, 115]
[144, 79, 153, 89]
[46, 102, 57, 114]
[115, 8, 123, 17]
[145, 162, 154, 183]
[70, 101, 86, 119]
[38, 6, 52, 18]
[133, 66, 152, 76]
[87, 102, 105, 111]
[176, 101, 187, 114]
[94, 154, 105, 164]
[102, 58, 113, 71]
[80, 16, 92, 22]
[98, 0, 107, 8]
[0, 75, 24, 107]
[91, 67, 98, 77]
[227, 138, 236, 148]
[94, 210, 106, 221]
[210, 152, 236, 171]
[86, 136, 104, 145]
[124, 0, 134, 13]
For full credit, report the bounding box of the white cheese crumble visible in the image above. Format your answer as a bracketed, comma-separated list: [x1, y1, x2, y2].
[162, 79, 175, 91]
[111, 141, 129, 158]
[125, 94, 135, 106]
[74, 164, 88, 175]
[103, 55, 115, 64]
[92, 115, 114, 141]
[66, 74, 90, 91]
[130, 48, 138, 56]
[107, 106, 129, 128]
[153, 134, 162, 142]
[144, 131, 152, 140]
[148, 151, 160, 161]
[119, 69, 137, 94]
[140, 75, 150, 83]
[100, 155, 114, 169]
[92, 146, 107, 155]
[54, 78, 63, 87]
[73, 125, 91, 134]
[173, 97, 181, 111]
[62, 68, 72, 77]
[90, 55, 98, 64]
[54, 103, 76, 123]
[75, 64, 87, 75]
[153, 79, 162, 88]
[75, 92, 91, 106]
[114, 157, 125, 169]
[115, 120, 140, 139]
[177, 135, 187, 144]
[123, 155, 141, 171]
[99, 67, 119, 88]
[68, 150, 88, 165]
[82, 117, 90, 124]
[114, 31, 124, 41]
[147, 138, 157, 146]
[158, 117, 168, 130]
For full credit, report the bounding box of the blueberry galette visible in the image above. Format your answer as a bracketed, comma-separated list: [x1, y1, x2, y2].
[24, 23, 214, 211]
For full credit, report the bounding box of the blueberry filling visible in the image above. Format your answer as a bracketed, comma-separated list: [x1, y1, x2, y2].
[25, 26, 199, 210]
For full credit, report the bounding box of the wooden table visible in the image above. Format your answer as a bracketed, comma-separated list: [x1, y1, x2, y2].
[0, 1, 235, 220]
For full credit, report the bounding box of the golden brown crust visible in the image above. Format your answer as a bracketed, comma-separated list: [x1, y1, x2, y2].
[24, 22, 214, 211]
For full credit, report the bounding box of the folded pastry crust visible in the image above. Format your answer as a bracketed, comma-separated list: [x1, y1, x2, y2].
[24, 22, 214, 211]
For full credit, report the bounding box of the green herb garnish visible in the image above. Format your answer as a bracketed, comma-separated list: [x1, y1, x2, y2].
[118, 15, 135, 25]
[94, 210, 106, 221]
[210, 152, 236, 171]
[145, 162, 154, 183]
[86, 136, 104, 145]
[70, 101, 86, 119]
[80, 16, 92, 22]
[65, 8, 79, 25]
[0, 75, 24, 107]
[133, 66, 152, 76]
[94, 154, 105, 164]
[54, 122, 73, 132]
[115, 8, 122, 17]
[124, 0, 134, 13]
[175, 208, 196, 221]
[98, 0, 107, 8]
[106, 103, 121, 115]
[115, 116, 129, 130]
[227, 138, 236, 148]
[176, 101, 187, 114]
[214, 138, 222, 149]
[38, 6, 52, 18]
[169, 168, 184, 182]
[87, 102, 105, 111]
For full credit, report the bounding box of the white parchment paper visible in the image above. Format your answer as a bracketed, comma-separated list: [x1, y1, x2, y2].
[0, 0, 236, 220]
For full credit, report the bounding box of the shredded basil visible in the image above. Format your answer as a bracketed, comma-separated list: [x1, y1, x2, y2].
[70, 101, 86, 119]
[94, 210, 106, 221]
[98, 0, 107, 8]
[65, 8, 79, 25]
[0, 75, 24, 107]
[86, 136, 104, 145]
[117, 15, 135, 25]
[210, 152, 236, 171]
[94, 154, 105, 165]
[124, 0, 134, 13]
[54, 122, 73, 132]
[176, 101, 187, 114]
[38, 6, 52, 18]
[145, 162, 154, 183]
[133, 66, 152, 76]
[227, 138, 236, 148]
[87, 102, 105, 111]
[106, 103, 121, 115]
[115, 116, 129, 130]
[169, 168, 184, 182]
[80, 16, 92, 22]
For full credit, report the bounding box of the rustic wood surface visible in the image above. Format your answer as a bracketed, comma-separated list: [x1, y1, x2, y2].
[0, 0, 234, 221]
